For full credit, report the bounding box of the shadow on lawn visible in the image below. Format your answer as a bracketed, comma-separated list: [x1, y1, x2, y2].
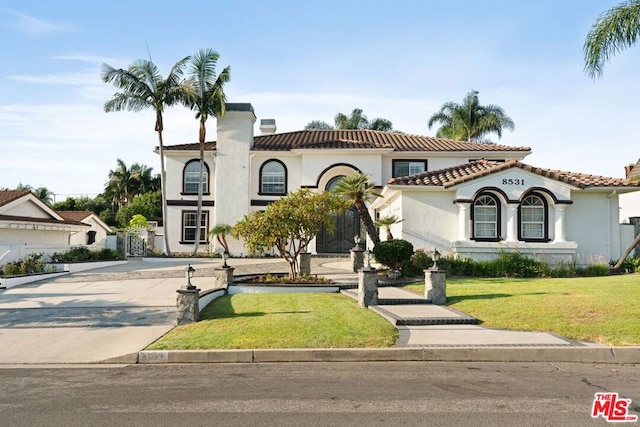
[447, 291, 549, 303]
[200, 295, 311, 319]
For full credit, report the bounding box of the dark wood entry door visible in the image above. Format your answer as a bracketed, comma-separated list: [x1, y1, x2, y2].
[317, 207, 365, 253]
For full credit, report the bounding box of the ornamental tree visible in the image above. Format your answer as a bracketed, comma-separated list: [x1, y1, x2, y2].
[232, 189, 348, 278]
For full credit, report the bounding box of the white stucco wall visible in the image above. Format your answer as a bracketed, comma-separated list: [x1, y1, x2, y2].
[566, 192, 621, 264]
[2, 199, 53, 219]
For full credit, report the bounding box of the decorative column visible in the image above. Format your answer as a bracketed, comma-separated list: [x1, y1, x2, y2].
[214, 266, 234, 289]
[176, 265, 200, 325]
[298, 252, 311, 276]
[358, 251, 378, 307]
[456, 202, 470, 241]
[425, 250, 446, 305]
[505, 204, 519, 242]
[554, 205, 567, 242]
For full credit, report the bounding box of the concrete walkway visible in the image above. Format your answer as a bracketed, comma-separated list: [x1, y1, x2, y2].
[0, 257, 633, 365]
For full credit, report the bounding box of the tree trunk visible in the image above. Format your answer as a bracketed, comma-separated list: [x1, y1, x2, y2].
[612, 232, 640, 271]
[193, 121, 207, 256]
[155, 123, 172, 256]
[355, 201, 380, 245]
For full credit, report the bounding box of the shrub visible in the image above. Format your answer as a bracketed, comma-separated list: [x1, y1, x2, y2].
[579, 263, 610, 277]
[1, 253, 53, 276]
[50, 247, 123, 263]
[373, 239, 414, 271]
[549, 261, 577, 278]
[402, 249, 433, 276]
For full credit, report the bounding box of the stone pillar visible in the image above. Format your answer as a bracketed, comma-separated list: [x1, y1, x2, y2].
[214, 267, 234, 289]
[505, 204, 519, 242]
[358, 267, 378, 307]
[351, 248, 365, 273]
[425, 269, 446, 305]
[554, 205, 567, 242]
[176, 288, 200, 325]
[456, 202, 470, 240]
[298, 252, 311, 276]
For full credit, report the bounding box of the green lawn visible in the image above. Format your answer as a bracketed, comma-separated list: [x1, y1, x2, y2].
[148, 292, 398, 350]
[403, 274, 640, 346]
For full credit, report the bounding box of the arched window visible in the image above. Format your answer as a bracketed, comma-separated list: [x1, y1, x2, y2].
[519, 194, 548, 241]
[473, 193, 500, 241]
[260, 160, 287, 195]
[183, 160, 209, 194]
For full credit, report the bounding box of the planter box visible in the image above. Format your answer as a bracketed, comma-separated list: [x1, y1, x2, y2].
[0, 271, 70, 289]
[50, 260, 127, 273]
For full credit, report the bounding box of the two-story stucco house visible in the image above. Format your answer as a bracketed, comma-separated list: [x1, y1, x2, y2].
[159, 103, 640, 265]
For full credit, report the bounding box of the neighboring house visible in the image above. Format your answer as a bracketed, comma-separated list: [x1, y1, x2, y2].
[56, 210, 112, 248]
[159, 103, 640, 265]
[0, 190, 89, 265]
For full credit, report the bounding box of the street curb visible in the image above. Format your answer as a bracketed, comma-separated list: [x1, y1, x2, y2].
[133, 346, 640, 364]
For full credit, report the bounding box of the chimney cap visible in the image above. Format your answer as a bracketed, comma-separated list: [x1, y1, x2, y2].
[225, 103, 254, 113]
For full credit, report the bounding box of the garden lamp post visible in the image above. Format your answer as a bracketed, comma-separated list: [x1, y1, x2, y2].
[432, 248, 441, 270]
[183, 264, 196, 290]
[354, 235, 362, 250]
[223, 251, 230, 268]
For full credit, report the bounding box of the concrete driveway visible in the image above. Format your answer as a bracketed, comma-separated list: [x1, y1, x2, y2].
[0, 258, 248, 364]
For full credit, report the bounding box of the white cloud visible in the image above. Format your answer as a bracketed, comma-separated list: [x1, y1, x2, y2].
[4, 11, 78, 36]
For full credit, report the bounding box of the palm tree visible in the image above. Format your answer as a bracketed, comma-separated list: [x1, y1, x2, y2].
[210, 224, 232, 255]
[428, 90, 515, 143]
[105, 159, 134, 208]
[584, 0, 640, 78]
[186, 48, 231, 255]
[102, 56, 193, 256]
[375, 214, 404, 240]
[332, 173, 381, 245]
[33, 187, 54, 205]
[304, 108, 395, 131]
[334, 108, 370, 129]
[584, 1, 640, 270]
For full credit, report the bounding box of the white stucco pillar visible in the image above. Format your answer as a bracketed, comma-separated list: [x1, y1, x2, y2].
[456, 202, 470, 241]
[554, 204, 567, 242]
[505, 204, 519, 242]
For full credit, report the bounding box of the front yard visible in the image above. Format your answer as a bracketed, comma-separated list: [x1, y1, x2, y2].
[404, 274, 640, 346]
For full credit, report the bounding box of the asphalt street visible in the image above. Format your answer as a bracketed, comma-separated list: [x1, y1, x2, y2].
[0, 361, 638, 426]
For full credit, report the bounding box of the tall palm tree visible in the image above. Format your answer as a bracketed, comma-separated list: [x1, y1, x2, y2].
[186, 48, 231, 255]
[332, 173, 381, 245]
[428, 90, 515, 143]
[102, 56, 193, 256]
[584, 1, 640, 270]
[584, 0, 640, 78]
[33, 187, 54, 205]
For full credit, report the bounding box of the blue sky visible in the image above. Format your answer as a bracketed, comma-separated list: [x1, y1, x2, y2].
[1, 0, 638, 199]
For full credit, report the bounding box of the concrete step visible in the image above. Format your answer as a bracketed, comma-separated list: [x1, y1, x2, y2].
[371, 304, 481, 326]
[377, 298, 430, 305]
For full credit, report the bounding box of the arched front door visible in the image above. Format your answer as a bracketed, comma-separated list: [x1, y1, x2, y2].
[316, 176, 366, 253]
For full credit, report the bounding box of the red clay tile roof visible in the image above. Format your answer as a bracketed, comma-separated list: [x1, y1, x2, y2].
[0, 190, 31, 208]
[56, 210, 92, 222]
[163, 130, 531, 153]
[388, 159, 640, 189]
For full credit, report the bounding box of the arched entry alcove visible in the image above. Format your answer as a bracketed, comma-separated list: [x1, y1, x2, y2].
[316, 174, 366, 253]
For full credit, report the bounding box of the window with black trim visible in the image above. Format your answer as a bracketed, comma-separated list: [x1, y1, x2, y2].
[182, 211, 208, 243]
[183, 160, 209, 194]
[260, 160, 287, 195]
[472, 193, 500, 240]
[519, 194, 547, 241]
[392, 160, 427, 178]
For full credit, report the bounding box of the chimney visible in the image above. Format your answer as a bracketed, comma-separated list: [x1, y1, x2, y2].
[260, 119, 277, 135]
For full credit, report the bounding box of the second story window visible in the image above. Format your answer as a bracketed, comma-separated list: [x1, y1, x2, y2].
[183, 160, 209, 194]
[393, 160, 427, 178]
[260, 160, 287, 195]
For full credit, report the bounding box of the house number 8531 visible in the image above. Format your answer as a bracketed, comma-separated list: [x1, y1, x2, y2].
[502, 178, 524, 185]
